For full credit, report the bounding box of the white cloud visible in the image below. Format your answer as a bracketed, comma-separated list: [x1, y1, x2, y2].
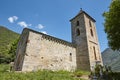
[41, 31, 47, 34]
[17, 21, 31, 28]
[8, 16, 18, 23]
[28, 24, 32, 26]
[36, 24, 45, 29]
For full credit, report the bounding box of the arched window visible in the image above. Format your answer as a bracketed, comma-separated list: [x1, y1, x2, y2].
[69, 53, 72, 61]
[76, 29, 80, 36]
[76, 21, 79, 26]
[93, 46, 97, 60]
[89, 20, 92, 27]
[90, 29, 93, 37]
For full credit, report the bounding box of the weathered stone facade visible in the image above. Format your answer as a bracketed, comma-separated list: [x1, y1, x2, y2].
[14, 10, 103, 71]
[14, 29, 76, 71]
[70, 10, 103, 71]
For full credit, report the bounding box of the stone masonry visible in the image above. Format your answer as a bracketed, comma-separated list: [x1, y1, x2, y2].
[14, 29, 76, 71]
[70, 10, 103, 71]
[14, 9, 103, 71]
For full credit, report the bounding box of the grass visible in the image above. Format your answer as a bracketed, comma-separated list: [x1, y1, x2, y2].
[0, 64, 89, 80]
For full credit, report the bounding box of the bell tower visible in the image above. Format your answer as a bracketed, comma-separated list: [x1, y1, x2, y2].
[70, 9, 103, 71]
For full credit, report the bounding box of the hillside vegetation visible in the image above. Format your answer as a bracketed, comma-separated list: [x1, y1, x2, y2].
[0, 26, 19, 63]
[102, 48, 120, 72]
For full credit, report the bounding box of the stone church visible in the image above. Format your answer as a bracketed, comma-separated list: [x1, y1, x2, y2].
[14, 9, 103, 72]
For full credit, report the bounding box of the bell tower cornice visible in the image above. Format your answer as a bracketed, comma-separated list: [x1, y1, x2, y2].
[70, 9, 96, 22]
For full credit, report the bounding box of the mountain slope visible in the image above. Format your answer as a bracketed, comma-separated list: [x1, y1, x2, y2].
[0, 26, 19, 62]
[102, 48, 120, 72]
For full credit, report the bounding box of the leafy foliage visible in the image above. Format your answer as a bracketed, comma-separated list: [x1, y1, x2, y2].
[103, 0, 120, 50]
[89, 65, 120, 80]
[7, 39, 19, 63]
[0, 26, 19, 63]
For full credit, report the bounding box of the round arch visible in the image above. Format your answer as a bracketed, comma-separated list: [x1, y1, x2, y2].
[76, 28, 80, 36]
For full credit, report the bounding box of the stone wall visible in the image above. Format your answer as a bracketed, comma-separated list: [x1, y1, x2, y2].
[14, 29, 29, 71]
[70, 10, 103, 71]
[14, 10, 103, 72]
[21, 29, 77, 71]
[71, 13, 91, 71]
[84, 14, 103, 70]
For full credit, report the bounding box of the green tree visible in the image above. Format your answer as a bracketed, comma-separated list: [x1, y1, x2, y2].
[103, 0, 120, 50]
[0, 39, 19, 63]
[7, 38, 19, 63]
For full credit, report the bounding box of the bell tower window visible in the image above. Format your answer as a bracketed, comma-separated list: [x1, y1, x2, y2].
[76, 21, 79, 26]
[93, 46, 97, 60]
[76, 29, 80, 36]
[89, 20, 92, 27]
[90, 29, 93, 37]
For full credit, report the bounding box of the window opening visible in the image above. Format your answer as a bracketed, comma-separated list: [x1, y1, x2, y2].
[76, 21, 79, 26]
[89, 20, 92, 27]
[76, 29, 80, 36]
[93, 46, 97, 60]
[90, 29, 94, 37]
[69, 53, 72, 61]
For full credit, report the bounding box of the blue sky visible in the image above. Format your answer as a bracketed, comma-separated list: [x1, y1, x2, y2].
[0, 0, 111, 52]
